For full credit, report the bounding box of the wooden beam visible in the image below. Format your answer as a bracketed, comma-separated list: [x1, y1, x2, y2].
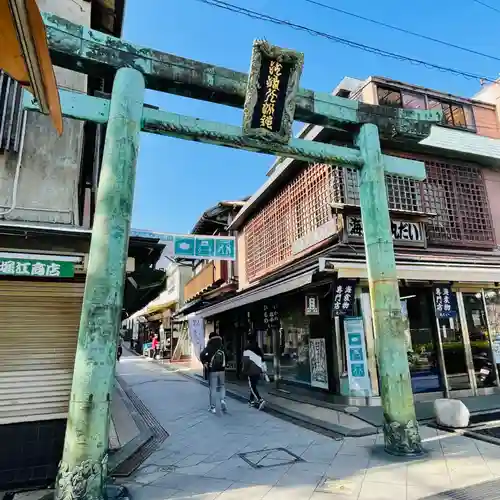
[42, 12, 441, 140]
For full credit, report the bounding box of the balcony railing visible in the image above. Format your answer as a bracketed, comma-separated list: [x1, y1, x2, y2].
[184, 261, 227, 302]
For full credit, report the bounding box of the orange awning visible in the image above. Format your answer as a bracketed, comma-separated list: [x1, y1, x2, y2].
[0, 0, 62, 134]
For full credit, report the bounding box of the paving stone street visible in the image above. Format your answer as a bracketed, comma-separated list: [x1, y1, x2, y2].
[115, 351, 500, 500]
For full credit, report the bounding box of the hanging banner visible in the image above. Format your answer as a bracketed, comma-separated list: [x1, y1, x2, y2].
[309, 338, 329, 389]
[263, 302, 280, 328]
[305, 294, 320, 316]
[332, 279, 356, 316]
[433, 286, 457, 318]
[188, 315, 205, 360]
[344, 317, 372, 396]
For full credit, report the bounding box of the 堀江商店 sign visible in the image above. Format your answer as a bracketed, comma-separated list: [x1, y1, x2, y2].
[0, 258, 74, 277]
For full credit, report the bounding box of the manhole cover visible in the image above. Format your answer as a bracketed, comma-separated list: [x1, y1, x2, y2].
[344, 406, 359, 413]
[238, 447, 303, 469]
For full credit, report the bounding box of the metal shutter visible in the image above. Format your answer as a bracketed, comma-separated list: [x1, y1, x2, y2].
[0, 280, 84, 424]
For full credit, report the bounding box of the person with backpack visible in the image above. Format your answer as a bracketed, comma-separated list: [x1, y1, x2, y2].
[242, 337, 266, 410]
[200, 332, 227, 414]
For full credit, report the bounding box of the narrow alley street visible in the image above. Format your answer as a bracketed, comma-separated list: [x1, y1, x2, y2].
[115, 351, 500, 500]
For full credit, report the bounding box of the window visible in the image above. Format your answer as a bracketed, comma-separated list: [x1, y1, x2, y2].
[377, 86, 475, 131]
[401, 91, 426, 110]
[377, 86, 401, 107]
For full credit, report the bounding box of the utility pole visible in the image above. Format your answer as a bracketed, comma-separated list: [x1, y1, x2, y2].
[55, 68, 145, 500]
[356, 123, 422, 456]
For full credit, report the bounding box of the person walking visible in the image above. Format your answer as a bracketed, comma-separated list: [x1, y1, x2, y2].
[242, 337, 266, 410]
[116, 337, 123, 362]
[200, 332, 227, 414]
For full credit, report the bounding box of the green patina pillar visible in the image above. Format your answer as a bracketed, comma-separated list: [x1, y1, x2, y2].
[355, 123, 422, 456]
[56, 67, 145, 500]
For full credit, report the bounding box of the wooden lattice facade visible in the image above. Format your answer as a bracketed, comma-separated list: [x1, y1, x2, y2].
[244, 154, 495, 282]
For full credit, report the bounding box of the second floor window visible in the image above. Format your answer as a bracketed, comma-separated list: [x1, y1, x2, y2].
[377, 85, 475, 132]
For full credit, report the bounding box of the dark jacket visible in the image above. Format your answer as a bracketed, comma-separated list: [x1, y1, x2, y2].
[200, 336, 225, 373]
[242, 344, 265, 377]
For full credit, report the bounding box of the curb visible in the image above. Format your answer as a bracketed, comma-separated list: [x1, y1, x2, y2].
[110, 376, 169, 477]
[108, 378, 155, 476]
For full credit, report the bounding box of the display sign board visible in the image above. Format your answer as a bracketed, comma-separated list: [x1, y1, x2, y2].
[433, 286, 457, 318]
[188, 315, 205, 361]
[0, 257, 74, 277]
[345, 216, 424, 245]
[131, 229, 236, 261]
[305, 294, 320, 316]
[344, 317, 372, 396]
[332, 280, 356, 316]
[309, 338, 329, 389]
[242, 40, 304, 144]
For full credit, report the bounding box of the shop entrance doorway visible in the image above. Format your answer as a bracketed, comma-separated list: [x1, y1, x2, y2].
[437, 290, 500, 397]
[400, 287, 443, 395]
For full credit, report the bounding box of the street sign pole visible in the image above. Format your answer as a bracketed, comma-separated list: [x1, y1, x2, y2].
[55, 68, 145, 500]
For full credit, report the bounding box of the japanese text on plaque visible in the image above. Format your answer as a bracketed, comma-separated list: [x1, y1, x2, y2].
[260, 60, 282, 130]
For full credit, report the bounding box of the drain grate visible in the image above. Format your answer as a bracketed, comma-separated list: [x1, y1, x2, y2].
[111, 376, 168, 477]
[238, 448, 303, 469]
[423, 478, 500, 500]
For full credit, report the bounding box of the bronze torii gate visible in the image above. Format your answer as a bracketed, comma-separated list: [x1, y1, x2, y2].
[24, 12, 441, 500]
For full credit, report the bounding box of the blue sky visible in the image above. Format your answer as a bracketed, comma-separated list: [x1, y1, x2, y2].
[123, 0, 499, 234]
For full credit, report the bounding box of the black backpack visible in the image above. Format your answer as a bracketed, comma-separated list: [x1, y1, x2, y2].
[210, 348, 226, 371]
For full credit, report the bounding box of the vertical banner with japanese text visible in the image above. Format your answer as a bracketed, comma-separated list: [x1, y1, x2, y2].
[344, 317, 372, 396]
[188, 315, 205, 361]
[332, 279, 357, 316]
[433, 286, 457, 318]
[309, 338, 329, 389]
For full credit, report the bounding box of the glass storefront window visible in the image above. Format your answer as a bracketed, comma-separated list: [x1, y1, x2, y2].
[279, 307, 311, 385]
[401, 288, 442, 393]
[463, 292, 497, 388]
[438, 313, 471, 391]
[485, 289, 500, 368]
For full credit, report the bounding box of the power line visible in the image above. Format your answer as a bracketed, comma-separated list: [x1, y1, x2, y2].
[302, 0, 500, 63]
[471, 0, 500, 14]
[192, 0, 498, 84]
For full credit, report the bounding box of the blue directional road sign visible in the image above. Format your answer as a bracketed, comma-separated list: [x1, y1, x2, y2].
[130, 229, 236, 261]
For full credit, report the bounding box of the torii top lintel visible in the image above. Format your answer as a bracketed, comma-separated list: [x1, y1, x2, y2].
[42, 13, 441, 140]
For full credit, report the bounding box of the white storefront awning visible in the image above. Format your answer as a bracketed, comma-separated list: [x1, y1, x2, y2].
[197, 269, 315, 319]
[335, 262, 500, 283]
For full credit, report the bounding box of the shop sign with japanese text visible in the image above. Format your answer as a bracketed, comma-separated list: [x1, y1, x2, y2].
[433, 286, 457, 318]
[305, 294, 320, 316]
[0, 257, 74, 278]
[242, 40, 304, 143]
[263, 303, 280, 328]
[332, 279, 356, 316]
[346, 216, 424, 245]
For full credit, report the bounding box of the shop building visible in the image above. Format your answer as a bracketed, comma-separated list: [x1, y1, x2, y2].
[197, 75, 500, 403]
[172, 200, 246, 371]
[0, 0, 168, 491]
[128, 261, 193, 359]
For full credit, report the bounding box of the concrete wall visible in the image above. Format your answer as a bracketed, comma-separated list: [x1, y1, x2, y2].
[473, 105, 500, 139]
[0, 0, 91, 225]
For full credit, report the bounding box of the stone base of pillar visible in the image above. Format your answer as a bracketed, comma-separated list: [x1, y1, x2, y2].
[40, 483, 129, 500]
[383, 418, 425, 456]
